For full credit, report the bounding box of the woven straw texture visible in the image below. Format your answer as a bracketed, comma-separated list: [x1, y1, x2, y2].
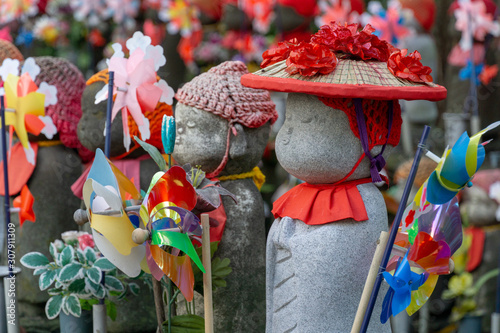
[242, 59, 447, 101]
[256, 59, 436, 88]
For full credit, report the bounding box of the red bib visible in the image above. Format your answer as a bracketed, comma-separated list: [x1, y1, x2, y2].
[272, 178, 372, 225]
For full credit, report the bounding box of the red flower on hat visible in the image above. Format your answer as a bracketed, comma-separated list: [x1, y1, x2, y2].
[286, 42, 338, 76]
[311, 22, 393, 62]
[387, 49, 433, 83]
[261, 39, 304, 68]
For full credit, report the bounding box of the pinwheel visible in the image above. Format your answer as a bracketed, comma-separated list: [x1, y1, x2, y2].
[159, 0, 201, 37]
[12, 185, 35, 227]
[70, 0, 109, 26]
[453, 0, 500, 51]
[363, 0, 411, 45]
[381, 122, 500, 321]
[105, 0, 139, 24]
[0, 58, 58, 165]
[94, 32, 174, 152]
[381, 253, 426, 323]
[242, 0, 275, 34]
[82, 149, 145, 277]
[136, 165, 205, 302]
[316, 0, 361, 27]
[0, 0, 38, 24]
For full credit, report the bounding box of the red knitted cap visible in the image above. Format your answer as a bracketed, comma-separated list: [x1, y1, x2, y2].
[32, 57, 92, 161]
[175, 61, 278, 128]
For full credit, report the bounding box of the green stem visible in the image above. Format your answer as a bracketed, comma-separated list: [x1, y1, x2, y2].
[168, 154, 172, 170]
[185, 295, 190, 315]
[192, 294, 195, 315]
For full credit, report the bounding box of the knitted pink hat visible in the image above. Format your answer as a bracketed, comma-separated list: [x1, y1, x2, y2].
[175, 61, 278, 128]
[175, 61, 278, 177]
[0, 40, 24, 65]
[33, 57, 93, 161]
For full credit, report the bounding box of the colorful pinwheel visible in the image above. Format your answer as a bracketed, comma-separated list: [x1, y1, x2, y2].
[316, 0, 361, 27]
[363, 0, 412, 45]
[381, 122, 500, 321]
[82, 149, 145, 277]
[453, 0, 500, 51]
[242, 0, 275, 34]
[83, 149, 205, 301]
[138, 167, 205, 301]
[0, 58, 58, 165]
[159, 0, 201, 37]
[95, 32, 174, 152]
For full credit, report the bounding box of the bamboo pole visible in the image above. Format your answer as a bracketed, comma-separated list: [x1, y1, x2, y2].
[351, 231, 389, 333]
[201, 214, 214, 333]
[153, 278, 166, 332]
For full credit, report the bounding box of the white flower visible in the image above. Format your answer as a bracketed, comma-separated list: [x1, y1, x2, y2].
[21, 58, 40, 81]
[155, 79, 174, 105]
[37, 82, 58, 106]
[61, 230, 89, 243]
[126, 31, 151, 54]
[145, 44, 166, 71]
[0, 58, 20, 82]
[39, 115, 58, 139]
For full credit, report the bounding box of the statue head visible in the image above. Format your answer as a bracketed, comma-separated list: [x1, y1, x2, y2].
[173, 61, 278, 177]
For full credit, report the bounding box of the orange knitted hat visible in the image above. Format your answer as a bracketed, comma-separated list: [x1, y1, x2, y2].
[0, 40, 23, 66]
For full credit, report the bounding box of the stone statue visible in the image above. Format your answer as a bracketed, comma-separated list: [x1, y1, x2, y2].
[241, 26, 447, 331]
[172, 61, 277, 332]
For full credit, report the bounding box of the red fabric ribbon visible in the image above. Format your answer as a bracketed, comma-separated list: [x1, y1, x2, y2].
[272, 178, 372, 225]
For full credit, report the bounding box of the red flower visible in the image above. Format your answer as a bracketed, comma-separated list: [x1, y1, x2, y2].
[286, 43, 338, 76]
[311, 22, 393, 62]
[78, 233, 95, 251]
[261, 39, 304, 68]
[387, 49, 433, 83]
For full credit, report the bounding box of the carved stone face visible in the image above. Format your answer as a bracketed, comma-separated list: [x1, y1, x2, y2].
[172, 102, 271, 176]
[78, 80, 133, 158]
[276, 93, 392, 184]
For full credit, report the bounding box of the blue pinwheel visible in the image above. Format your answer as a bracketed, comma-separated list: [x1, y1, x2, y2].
[381, 253, 427, 323]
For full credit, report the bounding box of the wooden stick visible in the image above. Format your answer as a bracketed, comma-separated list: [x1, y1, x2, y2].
[201, 214, 214, 333]
[351, 231, 389, 333]
[152, 278, 166, 332]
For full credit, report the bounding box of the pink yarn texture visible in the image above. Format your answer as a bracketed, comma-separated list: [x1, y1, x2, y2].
[175, 61, 278, 128]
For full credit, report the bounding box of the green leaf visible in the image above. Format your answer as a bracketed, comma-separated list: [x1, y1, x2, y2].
[47, 288, 62, 296]
[94, 257, 115, 272]
[59, 246, 75, 266]
[33, 267, 48, 276]
[105, 300, 117, 321]
[104, 275, 124, 292]
[128, 283, 140, 296]
[63, 295, 81, 317]
[85, 278, 105, 299]
[84, 247, 97, 264]
[77, 249, 86, 264]
[49, 243, 58, 260]
[163, 314, 205, 332]
[68, 279, 86, 295]
[45, 295, 63, 320]
[86, 267, 102, 285]
[39, 270, 57, 290]
[59, 263, 83, 283]
[80, 299, 98, 311]
[134, 135, 166, 171]
[21, 252, 50, 269]
[211, 258, 232, 291]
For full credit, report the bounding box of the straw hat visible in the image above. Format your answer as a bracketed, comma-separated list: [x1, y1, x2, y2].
[241, 23, 447, 102]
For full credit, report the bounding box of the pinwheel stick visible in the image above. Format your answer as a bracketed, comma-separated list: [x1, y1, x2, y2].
[358, 125, 431, 333]
[1, 96, 14, 281]
[201, 214, 214, 333]
[351, 231, 388, 333]
[105, 71, 114, 158]
[4, 108, 15, 113]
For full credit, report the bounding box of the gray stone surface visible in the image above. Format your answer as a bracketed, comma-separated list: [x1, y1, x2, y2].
[276, 93, 392, 184]
[173, 102, 270, 332]
[268, 93, 393, 332]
